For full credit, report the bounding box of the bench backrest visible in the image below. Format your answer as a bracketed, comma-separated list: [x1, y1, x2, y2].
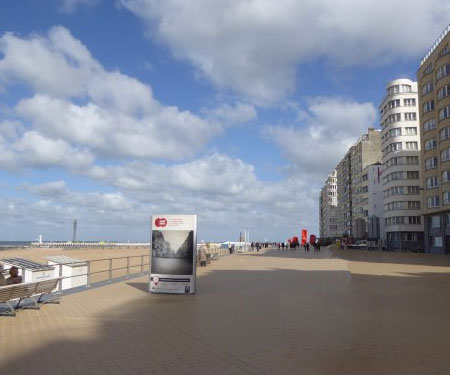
[35, 279, 59, 294]
[0, 278, 60, 303]
[11, 283, 39, 300]
[0, 286, 14, 303]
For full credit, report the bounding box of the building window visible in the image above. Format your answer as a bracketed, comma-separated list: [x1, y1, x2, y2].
[389, 127, 402, 137]
[437, 64, 450, 80]
[439, 44, 449, 58]
[425, 138, 437, 150]
[404, 98, 416, 106]
[438, 84, 450, 101]
[406, 171, 419, 180]
[408, 201, 420, 209]
[442, 170, 450, 183]
[439, 105, 450, 120]
[404, 112, 417, 121]
[432, 237, 443, 247]
[445, 213, 450, 226]
[388, 113, 402, 124]
[422, 81, 433, 96]
[441, 148, 450, 162]
[444, 191, 450, 205]
[385, 217, 405, 226]
[388, 99, 401, 109]
[402, 233, 417, 241]
[423, 100, 435, 113]
[430, 215, 440, 228]
[409, 216, 421, 225]
[407, 186, 420, 195]
[406, 156, 419, 165]
[426, 176, 439, 189]
[405, 127, 417, 135]
[425, 156, 438, 170]
[440, 126, 450, 141]
[423, 118, 437, 132]
[424, 63, 433, 76]
[405, 142, 418, 150]
[427, 196, 440, 208]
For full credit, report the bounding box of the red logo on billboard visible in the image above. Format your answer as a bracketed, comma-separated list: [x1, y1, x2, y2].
[155, 218, 167, 227]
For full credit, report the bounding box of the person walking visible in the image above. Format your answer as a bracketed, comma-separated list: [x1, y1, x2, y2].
[199, 242, 207, 267]
[306, 242, 310, 252]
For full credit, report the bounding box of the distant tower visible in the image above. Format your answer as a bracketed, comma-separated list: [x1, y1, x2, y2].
[72, 219, 77, 242]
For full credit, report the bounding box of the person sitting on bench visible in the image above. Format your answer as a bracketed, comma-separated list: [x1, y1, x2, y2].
[6, 266, 22, 285]
[0, 264, 6, 286]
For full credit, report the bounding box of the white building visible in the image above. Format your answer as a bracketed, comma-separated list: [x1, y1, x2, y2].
[380, 78, 424, 250]
[319, 170, 339, 240]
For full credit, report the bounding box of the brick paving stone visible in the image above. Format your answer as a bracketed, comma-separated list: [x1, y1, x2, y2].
[1, 247, 450, 374]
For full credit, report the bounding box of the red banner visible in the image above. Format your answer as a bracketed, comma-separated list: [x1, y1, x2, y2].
[301, 229, 307, 245]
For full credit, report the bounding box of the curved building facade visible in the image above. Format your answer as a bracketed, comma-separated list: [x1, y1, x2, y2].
[380, 79, 424, 250]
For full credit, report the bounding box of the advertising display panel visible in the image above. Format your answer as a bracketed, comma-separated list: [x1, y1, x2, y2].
[150, 215, 197, 294]
[301, 229, 308, 245]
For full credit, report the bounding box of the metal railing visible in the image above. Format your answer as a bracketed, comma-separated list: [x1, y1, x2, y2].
[0, 246, 232, 293]
[0, 255, 150, 293]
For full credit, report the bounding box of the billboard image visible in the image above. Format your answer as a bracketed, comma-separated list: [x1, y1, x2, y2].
[150, 214, 197, 294]
[152, 230, 194, 275]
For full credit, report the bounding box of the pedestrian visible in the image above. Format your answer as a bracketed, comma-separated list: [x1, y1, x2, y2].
[306, 242, 310, 252]
[228, 242, 232, 254]
[317, 241, 321, 251]
[199, 242, 207, 267]
[278, 242, 281, 250]
[251, 242, 255, 251]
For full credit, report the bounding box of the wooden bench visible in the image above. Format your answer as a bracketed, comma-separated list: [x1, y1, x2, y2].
[0, 278, 61, 316]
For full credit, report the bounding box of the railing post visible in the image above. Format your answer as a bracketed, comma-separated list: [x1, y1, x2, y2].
[141, 255, 144, 273]
[109, 258, 112, 282]
[58, 264, 63, 293]
[126, 257, 130, 277]
[86, 261, 91, 287]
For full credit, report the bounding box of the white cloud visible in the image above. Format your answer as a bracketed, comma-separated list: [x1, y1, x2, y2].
[0, 123, 93, 171]
[119, 0, 450, 102]
[0, 26, 251, 165]
[264, 97, 378, 178]
[202, 102, 257, 126]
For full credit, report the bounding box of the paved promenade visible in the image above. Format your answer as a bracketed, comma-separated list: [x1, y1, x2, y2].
[1, 247, 450, 374]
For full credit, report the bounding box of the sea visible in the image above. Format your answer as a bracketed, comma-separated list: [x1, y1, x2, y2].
[0, 241, 32, 249]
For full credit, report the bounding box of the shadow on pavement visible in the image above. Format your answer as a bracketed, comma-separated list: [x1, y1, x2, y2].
[1, 257, 450, 375]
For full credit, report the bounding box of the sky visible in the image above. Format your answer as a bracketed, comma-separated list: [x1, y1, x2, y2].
[0, 0, 449, 242]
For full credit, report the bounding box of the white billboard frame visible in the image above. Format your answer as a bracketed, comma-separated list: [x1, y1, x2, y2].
[150, 214, 197, 294]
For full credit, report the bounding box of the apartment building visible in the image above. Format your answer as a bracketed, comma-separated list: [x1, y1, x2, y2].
[418, 24, 450, 254]
[380, 78, 424, 251]
[335, 128, 381, 238]
[336, 148, 353, 236]
[319, 170, 339, 240]
[350, 129, 382, 239]
[361, 163, 384, 242]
